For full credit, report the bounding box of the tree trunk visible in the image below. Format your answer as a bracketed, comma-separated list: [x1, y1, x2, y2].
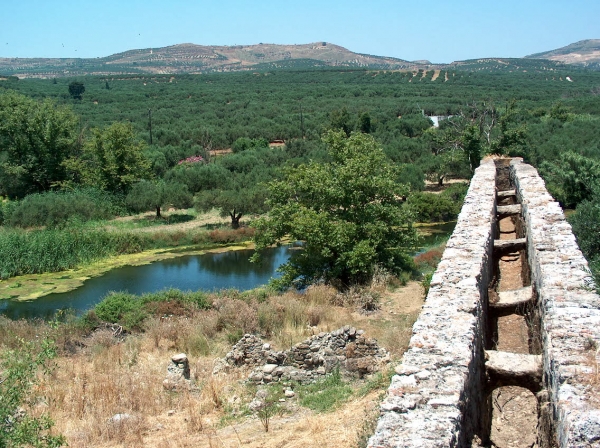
[156, 206, 162, 218]
[229, 209, 242, 229]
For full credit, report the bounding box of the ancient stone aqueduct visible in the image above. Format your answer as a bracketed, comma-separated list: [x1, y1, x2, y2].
[368, 158, 600, 447]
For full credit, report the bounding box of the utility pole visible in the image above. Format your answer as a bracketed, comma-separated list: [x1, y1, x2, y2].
[148, 109, 153, 145]
[299, 102, 305, 139]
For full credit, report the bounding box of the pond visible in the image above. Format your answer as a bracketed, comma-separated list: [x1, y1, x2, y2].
[0, 222, 456, 320]
[0, 246, 292, 320]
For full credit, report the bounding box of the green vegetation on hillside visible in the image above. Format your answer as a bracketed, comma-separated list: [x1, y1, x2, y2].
[1, 65, 600, 282]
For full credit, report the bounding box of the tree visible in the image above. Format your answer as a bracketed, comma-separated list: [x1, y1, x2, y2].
[358, 112, 372, 134]
[63, 122, 151, 195]
[68, 81, 85, 100]
[126, 180, 193, 218]
[252, 130, 417, 289]
[0, 92, 79, 198]
[195, 185, 268, 228]
[540, 151, 600, 208]
[232, 137, 269, 153]
[570, 188, 600, 286]
[329, 107, 353, 136]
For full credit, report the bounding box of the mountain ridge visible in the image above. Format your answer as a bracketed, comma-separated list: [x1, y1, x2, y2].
[1, 40, 597, 78]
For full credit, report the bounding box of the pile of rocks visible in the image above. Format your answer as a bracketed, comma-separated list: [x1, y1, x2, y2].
[162, 353, 191, 390]
[213, 326, 389, 384]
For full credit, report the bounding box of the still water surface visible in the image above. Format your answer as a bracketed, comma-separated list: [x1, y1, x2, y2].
[0, 222, 456, 320]
[0, 246, 291, 320]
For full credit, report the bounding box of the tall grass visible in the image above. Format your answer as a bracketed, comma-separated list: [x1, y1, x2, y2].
[0, 223, 257, 280]
[0, 227, 149, 279]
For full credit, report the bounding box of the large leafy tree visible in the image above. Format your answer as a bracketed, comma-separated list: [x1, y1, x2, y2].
[68, 81, 85, 100]
[252, 130, 417, 289]
[0, 92, 79, 198]
[63, 122, 151, 195]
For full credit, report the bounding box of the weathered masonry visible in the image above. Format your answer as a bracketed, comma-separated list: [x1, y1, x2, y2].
[368, 158, 600, 447]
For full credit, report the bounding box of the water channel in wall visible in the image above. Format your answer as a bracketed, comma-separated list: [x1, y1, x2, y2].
[0, 222, 455, 320]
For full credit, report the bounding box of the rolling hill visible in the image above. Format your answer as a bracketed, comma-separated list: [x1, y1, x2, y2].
[1, 40, 598, 78]
[527, 39, 600, 68]
[0, 42, 422, 78]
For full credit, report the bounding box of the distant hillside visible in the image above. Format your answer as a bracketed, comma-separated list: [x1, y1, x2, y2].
[527, 39, 600, 68]
[1, 40, 597, 78]
[0, 42, 424, 78]
[447, 57, 572, 73]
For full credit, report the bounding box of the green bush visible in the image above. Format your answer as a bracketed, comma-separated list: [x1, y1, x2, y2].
[569, 196, 600, 285]
[0, 337, 66, 448]
[93, 292, 140, 324]
[405, 192, 457, 223]
[92, 288, 212, 330]
[405, 183, 467, 223]
[7, 188, 125, 228]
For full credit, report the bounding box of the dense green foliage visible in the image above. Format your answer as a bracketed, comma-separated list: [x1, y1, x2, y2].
[63, 122, 151, 195]
[5, 188, 124, 228]
[126, 180, 192, 217]
[569, 185, 600, 285]
[0, 92, 79, 198]
[540, 151, 600, 208]
[0, 337, 65, 448]
[406, 183, 468, 223]
[1, 65, 599, 280]
[253, 131, 417, 289]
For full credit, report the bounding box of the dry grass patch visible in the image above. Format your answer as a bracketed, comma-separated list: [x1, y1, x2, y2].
[2, 281, 424, 448]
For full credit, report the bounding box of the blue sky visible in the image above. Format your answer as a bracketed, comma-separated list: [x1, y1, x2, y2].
[1, 0, 598, 63]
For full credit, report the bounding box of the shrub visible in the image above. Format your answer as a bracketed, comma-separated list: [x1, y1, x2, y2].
[0, 337, 66, 448]
[405, 192, 458, 223]
[92, 289, 213, 330]
[7, 188, 124, 228]
[94, 292, 141, 325]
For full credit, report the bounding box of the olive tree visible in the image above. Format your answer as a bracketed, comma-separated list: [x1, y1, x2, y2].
[252, 130, 417, 289]
[126, 180, 193, 218]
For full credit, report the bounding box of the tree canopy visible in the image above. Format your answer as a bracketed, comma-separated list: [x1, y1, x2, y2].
[68, 81, 85, 100]
[63, 122, 151, 195]
[0, 92, 79, 198]
[252, 130, 417, 289]
[126, 180, 193, 218]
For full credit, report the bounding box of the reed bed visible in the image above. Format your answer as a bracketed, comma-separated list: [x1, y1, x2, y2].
[0, 228, 149, 279]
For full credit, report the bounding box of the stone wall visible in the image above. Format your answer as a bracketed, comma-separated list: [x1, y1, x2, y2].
[368, 158, 600, 447]
[511, 159, 600, 446]
[214, 326, 390, 384]
[368, 158, 497, 447]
